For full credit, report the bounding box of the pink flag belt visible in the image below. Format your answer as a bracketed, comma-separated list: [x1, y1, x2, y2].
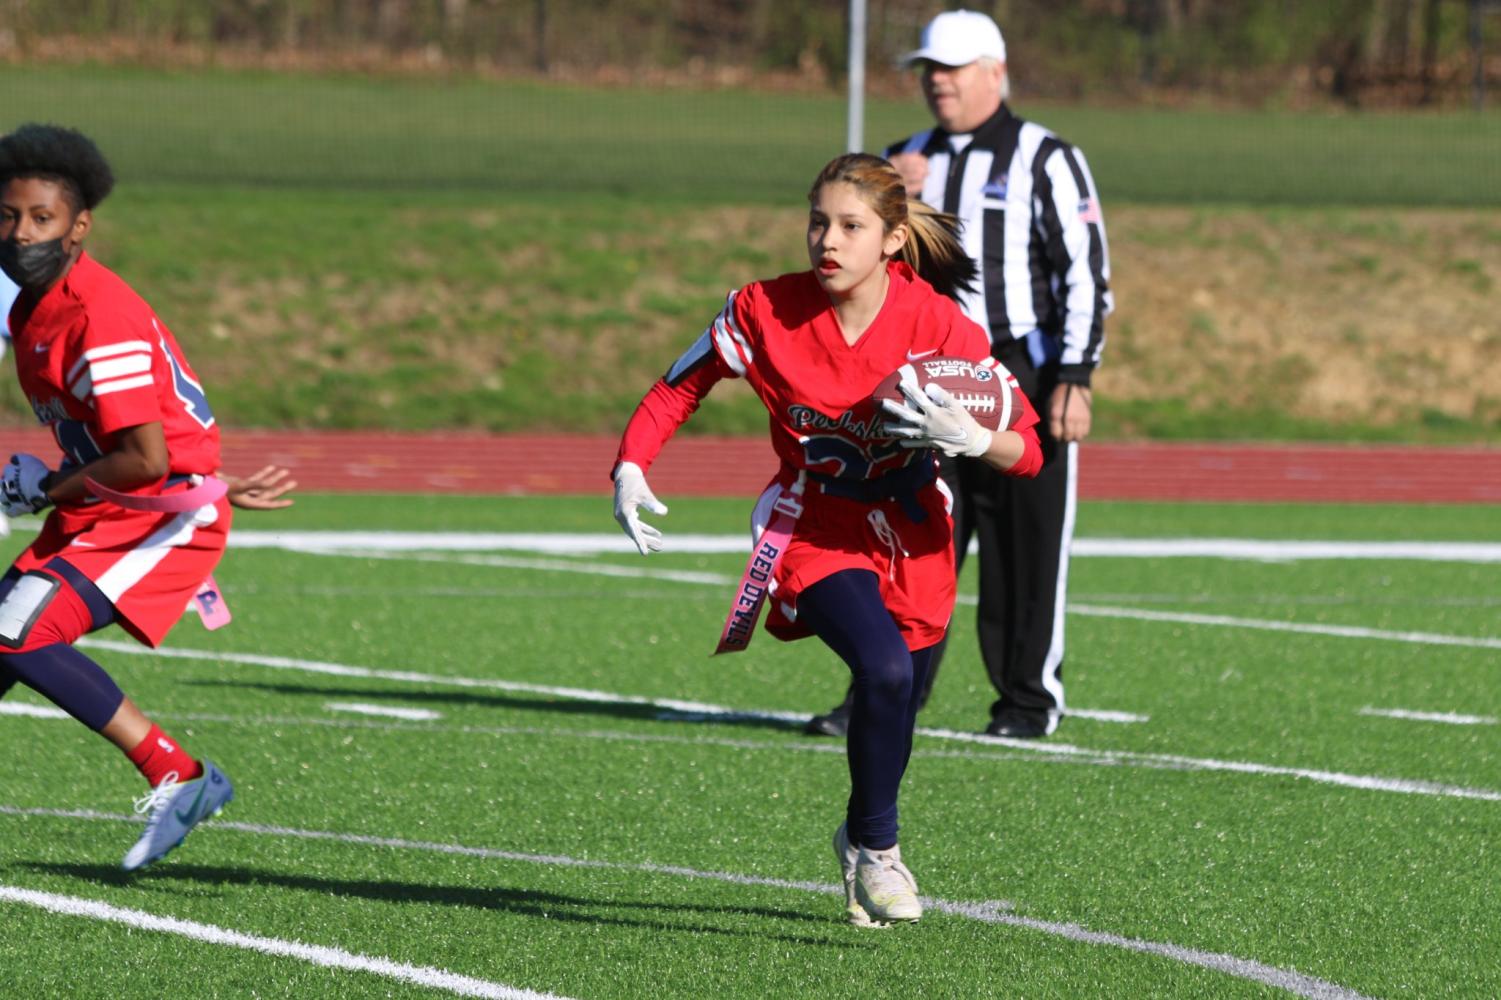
[84, 475, 228, 513]
[714, 482, 804, 655]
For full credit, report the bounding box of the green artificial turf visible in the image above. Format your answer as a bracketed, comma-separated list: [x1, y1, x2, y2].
[1, 494, 1496, 997]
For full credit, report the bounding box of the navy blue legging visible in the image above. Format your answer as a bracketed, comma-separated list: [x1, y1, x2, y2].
[797, 569, 935, 851]
[0, 564, 125, 732]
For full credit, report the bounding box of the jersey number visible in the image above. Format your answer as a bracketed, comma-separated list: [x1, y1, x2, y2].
[160, 334, 215, 429]
[54, 421, 104, 468]
[800, 435, 909, 481]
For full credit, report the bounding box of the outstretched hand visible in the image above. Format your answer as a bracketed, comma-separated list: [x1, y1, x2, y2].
[223, 465, 298, 510]
[880, 381, 994, 458]
[613, 460, 668, 555]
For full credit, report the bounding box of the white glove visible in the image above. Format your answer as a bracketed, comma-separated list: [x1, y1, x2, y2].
[613, 460, 668, 555]
[1, 453, 54, 517]
[880, 382, 994, 458]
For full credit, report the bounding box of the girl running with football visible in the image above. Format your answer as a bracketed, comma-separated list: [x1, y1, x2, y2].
[612, 153, 1043, 925]
[0, 124, 289, 871]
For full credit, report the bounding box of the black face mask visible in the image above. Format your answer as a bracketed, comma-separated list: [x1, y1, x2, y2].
[0, 238, 71, 290]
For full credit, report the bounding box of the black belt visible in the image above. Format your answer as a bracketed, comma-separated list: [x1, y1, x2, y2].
[808, 459, 936, 523]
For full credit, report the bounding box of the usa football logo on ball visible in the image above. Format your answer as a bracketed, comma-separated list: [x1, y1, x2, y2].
[871, 356, 1026, 433]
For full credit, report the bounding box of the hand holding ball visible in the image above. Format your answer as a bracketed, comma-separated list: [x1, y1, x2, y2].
[874, 356, 1026, 458]
[872, 357, 1024, 432]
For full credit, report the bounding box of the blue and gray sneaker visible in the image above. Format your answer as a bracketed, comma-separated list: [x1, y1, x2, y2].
[122, 760, 234, 871]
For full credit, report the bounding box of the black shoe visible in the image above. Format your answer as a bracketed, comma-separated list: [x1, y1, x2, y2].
[804, 699, 852, 737]
[984, 709, 1050, 739]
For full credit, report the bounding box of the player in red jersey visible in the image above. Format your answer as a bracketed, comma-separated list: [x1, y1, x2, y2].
[0, 124, 256, 871]
[613, 153, 1042, 926]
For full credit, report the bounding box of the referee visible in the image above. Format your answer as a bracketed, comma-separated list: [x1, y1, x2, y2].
[807, 9, 1112, 739]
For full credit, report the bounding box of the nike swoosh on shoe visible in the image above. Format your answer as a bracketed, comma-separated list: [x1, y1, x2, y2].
[174, 784, 207, 826]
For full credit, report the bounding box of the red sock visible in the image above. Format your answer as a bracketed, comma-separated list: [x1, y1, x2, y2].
[126, 724, 203, 787]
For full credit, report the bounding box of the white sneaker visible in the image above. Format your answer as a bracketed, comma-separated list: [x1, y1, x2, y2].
[854, 842, 922, 924]
[122, 760, 234, 871]
[833, 823, 881, 928]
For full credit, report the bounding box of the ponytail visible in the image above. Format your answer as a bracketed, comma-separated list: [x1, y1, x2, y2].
[898, 200, 978, 301]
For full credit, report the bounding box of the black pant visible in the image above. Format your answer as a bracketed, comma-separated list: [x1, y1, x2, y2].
[925, 338, 1076, 723]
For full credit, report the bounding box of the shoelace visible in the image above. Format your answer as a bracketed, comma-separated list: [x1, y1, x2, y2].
[866, 510, 909, 580]
[132, 770, 182, 817]
[862, 849, 917, 891]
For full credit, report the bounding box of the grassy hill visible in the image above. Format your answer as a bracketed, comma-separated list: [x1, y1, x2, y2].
[1, 64, 1496, 442]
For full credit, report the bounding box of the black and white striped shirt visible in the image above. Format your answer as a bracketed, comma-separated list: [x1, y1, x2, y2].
[888, 105, 1112, 385]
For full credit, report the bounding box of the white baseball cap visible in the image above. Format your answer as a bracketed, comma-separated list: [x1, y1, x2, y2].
[900, 10, 1007, 67]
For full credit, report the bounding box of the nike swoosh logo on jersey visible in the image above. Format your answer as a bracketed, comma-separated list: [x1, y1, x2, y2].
[906, 348, 939, 361]
[33, 344, 48, 353]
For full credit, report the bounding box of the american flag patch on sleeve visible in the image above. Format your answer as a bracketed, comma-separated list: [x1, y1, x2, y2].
[1077, 198, 1102, 224]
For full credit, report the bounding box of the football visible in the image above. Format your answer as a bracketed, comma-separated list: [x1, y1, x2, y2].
[871, 355, 1026, 432]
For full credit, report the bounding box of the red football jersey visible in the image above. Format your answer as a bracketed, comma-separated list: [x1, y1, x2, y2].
[616, 261, 1042, 650]
[617, 261, 1012, 480]
[711, 261, 990, 483]
[9, 252, 220, 529]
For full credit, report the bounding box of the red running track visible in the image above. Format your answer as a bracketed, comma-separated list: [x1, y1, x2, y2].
[0, 428, 1496, 503]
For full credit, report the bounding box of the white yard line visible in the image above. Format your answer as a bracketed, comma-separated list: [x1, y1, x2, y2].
[0, 809, 1372, 1000]
[1067, 603, 1501, 651]
[0, 884, 572, 1000]
[0, 703, 69, 719]
[290, 546, 1501, 652]
[8, 703, 1498, 802]
[13, 520, 1499, 562]
[224, 530, 1501, 564]
[1065, 707, 1150, 723]
[1070, 538, 1501, 563]
[188, 711, 1501, 802]
[922, 730, 1501, 801]
[1357, 707, 1497, 726]
[325, 702, 443, 721]
[73, 636, 781, 719]
[330, 547, 733, 585]
[42, 640, 1501, 802]
[1079, 591, 1501, 609]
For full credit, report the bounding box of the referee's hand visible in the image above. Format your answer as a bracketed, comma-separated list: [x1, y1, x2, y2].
[1048, 384, 1093, 443]
[890, 152, 928, 199]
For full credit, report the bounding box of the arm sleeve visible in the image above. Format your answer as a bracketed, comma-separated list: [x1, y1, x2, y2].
[705, 288, 759, 378]
[975, 352, 1043, 478]
[1035, 143, 1113, 386]
[1003, 393, 1044, 478]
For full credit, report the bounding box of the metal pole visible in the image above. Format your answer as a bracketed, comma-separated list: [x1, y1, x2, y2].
[847, 0, 867, 153]
[535, 0, 548, 74]
[1473, 0, 1486, 111]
